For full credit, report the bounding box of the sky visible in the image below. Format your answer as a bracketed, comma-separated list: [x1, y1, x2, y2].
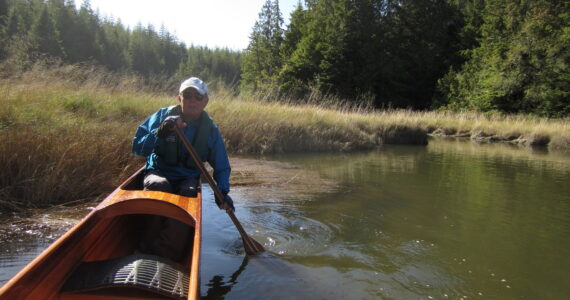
[79, 0, 301, 50]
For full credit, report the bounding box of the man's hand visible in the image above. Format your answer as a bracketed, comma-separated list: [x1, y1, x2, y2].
[216, 192, 235, 213]
[157, 116, 186, 138]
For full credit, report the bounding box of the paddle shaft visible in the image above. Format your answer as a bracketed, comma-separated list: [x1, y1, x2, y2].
[174, 126, 263, 254]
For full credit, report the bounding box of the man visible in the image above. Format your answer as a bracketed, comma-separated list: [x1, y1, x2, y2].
[132, 77, 233, 261]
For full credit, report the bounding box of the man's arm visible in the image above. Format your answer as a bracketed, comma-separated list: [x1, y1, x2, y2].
[208, 126, 231, 194]
[132, 108, 168, 157]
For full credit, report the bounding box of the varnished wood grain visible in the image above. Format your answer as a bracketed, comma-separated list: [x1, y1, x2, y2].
[0, 168, 202, 300]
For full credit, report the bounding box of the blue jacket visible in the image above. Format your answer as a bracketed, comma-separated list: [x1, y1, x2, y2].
[132, 105, 231, 194]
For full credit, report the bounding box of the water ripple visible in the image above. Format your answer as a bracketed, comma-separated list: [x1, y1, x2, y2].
[247, 204, 337, 256]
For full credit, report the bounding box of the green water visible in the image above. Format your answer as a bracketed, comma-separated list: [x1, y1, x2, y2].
[2, 139, 570, 299]
[201, 139, 570, 299]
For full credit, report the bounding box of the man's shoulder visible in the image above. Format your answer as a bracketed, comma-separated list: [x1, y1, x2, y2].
[202, 111, 218, 128]
[147, 106, 173, 116]
[165, 105, 181, 115]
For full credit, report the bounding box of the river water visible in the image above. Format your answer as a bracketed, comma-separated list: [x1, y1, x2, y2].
[1, 139, 570, 299]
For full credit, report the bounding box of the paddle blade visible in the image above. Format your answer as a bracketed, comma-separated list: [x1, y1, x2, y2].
[242, 235, 265, 255]
[227, 210, 265, 255]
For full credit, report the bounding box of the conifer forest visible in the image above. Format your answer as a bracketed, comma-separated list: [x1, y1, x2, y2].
[0, 0, 568, 117]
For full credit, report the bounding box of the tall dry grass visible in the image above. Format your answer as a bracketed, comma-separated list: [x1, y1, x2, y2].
[0, 64, 168, 211]
[208, 93, 427, 153]
[208, 93, 569, 152]
[0, 127, 135, 210]
[1, 62, 568, 210]
[408, 110, 570, 148]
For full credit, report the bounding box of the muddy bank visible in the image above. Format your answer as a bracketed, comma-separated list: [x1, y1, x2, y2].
[0, 203, 94, 244]
[0, 155, 339, 286]
[228, 156, 338, 202]
[428, 127, 569, 150]
[0, 157, 337, 241]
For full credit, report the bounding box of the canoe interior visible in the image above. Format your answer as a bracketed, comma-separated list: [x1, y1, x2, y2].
[0, 169, 201, 300]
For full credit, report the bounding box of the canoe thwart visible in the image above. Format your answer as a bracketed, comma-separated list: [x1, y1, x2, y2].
[61, 253, 189, 300]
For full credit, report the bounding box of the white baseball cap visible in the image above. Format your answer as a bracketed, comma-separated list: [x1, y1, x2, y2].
[179, 77, 208, 95]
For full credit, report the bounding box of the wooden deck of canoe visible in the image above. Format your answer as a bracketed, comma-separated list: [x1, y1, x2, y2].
[0, 168, 202, 300]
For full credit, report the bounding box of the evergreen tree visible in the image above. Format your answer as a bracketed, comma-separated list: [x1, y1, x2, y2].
[1, 0, 241, 86]
[281, 1, 305, 59]
[378, 0, 463, 108]
[4, 8, 22, 39]
[336, 0, 381, 99]
[278, 1, 310, 95]
[452, 0, 485, 50]
[2, 1, 37, 66]
[307, 0, 350, 94]
[158, 25, 186, 75]
[439, 0, 569, 116]
[100, 19, 129, 71]
[3, 0, 564, 115]
[0, 0, 7, 27]
[48, 0, 79, 61]
[277, 0, 341, 96]
[241, 0, 284, 92]
[177, 46, 242, 89]
[279, 0, 386, 101]
[0, 0, 8, 59]
[128, 24, 159, 76]
[5, 0, 38, 39]
[0, 0, 6, 13]
[29, 5, 65, 59]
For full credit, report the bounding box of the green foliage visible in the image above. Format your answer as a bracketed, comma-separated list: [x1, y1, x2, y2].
[30, 5, 65, 59]
[278, 0, 354, 97]
[3, 0, 568, 116]
[241, 0, 284, 92]
[438, 0, 569, 117]
[251, 0, 464, 109]
[63, 95, 101, 118]
[277, 2, 311, 96]
[240, 0, 568, 116]
[177, 46, 242, 90]
[280, 1, 304, 59]
[0, 0, 7, 60]
[378, 0, 464, 109]
[0, 0, 241, 89]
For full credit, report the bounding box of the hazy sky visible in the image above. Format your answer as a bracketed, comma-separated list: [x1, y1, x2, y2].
[80, 0, 300, 50]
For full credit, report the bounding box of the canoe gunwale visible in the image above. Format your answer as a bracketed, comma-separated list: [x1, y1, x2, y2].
[0, 167, 203, 300]
[96, 192, 198, 227]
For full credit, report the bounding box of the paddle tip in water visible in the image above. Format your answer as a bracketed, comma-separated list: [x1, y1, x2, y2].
[243, 235, 265, 255]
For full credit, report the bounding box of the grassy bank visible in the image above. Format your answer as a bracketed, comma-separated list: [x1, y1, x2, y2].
[1, 65, 568, 210]
[211, 100, 570, 152]
[418, 111, 570, 149]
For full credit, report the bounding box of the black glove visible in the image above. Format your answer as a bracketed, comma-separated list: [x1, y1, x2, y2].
[215, 192, 235, 211]
[157, 116, 180, 139]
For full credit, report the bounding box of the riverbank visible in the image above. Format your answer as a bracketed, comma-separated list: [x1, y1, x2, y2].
[1, 65, 568, 210]
[422, 111, 570, 149]
[3, 140, 569, 299]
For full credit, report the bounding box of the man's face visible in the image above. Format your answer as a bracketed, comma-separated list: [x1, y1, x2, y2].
[178, 87, 208, 120]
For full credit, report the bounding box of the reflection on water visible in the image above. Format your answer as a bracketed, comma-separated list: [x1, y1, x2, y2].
[2, 139, 570, 299]
[0, 236, 50, 287]
[0, 205, 93, 286]
[257, 139, 570, 299]
[202, 255, 249, 300]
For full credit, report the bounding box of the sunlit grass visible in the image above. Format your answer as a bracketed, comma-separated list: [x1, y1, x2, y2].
[1, 63, 568, 210]
[411, 110, 570, 148]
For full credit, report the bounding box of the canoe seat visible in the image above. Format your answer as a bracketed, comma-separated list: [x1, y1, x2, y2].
[61, 253, 189, 300]
[121, 171, 145, 191]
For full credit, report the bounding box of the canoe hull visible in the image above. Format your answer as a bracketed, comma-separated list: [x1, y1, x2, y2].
[0, 169, 202, 300]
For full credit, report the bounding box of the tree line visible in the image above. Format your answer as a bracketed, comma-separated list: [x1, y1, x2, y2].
[242, 0, 569, 117]
[1, 0, 567, 116]
[0, 0, 241, 89]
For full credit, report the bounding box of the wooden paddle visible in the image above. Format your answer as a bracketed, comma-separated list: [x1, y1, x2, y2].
[174, 126, 265, 255]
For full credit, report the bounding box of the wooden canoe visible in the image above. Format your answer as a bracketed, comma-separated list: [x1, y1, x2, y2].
[0, 168, 202, 300]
